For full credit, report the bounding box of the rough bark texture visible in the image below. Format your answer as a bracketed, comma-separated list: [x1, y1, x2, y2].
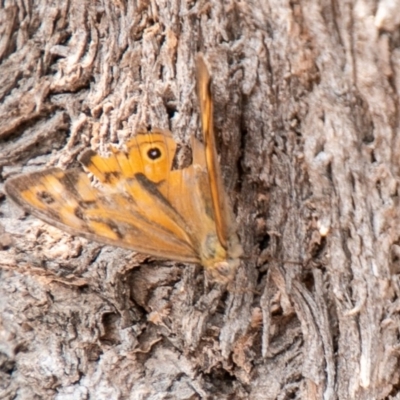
[1, 0, 400, 399]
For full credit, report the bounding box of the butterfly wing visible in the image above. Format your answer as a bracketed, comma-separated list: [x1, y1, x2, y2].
[156, 137, 228, 267]
[5, 59, 242, 281]
[5, 132, 202, 264]
[196, 54, 233, 250]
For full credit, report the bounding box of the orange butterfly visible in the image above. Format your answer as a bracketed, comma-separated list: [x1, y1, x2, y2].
[5, 54, 243, 283]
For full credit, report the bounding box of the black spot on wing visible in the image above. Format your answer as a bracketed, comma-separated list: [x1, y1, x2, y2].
[107, 221, 123, 239]
[37, 191, 55, 205]
[78, 199, 97, 209]
[103, 171, 121, 183]
[147, 147, 162, 160]
[74, 207, 84, 220]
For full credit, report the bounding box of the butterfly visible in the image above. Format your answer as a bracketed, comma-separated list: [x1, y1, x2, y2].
[5, 54, 243, 283]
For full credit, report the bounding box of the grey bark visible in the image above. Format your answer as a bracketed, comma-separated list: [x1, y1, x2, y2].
[1, 0, 399, 399]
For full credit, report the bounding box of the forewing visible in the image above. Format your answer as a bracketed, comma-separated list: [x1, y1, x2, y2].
[196, 54, 231, 249]
[5, 168, 200, 263]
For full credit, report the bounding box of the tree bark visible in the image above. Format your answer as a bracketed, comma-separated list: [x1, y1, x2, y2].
[1, 0, 400, 399]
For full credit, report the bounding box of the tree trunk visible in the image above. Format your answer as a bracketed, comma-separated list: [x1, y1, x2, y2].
[1, 0, 399, 399]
